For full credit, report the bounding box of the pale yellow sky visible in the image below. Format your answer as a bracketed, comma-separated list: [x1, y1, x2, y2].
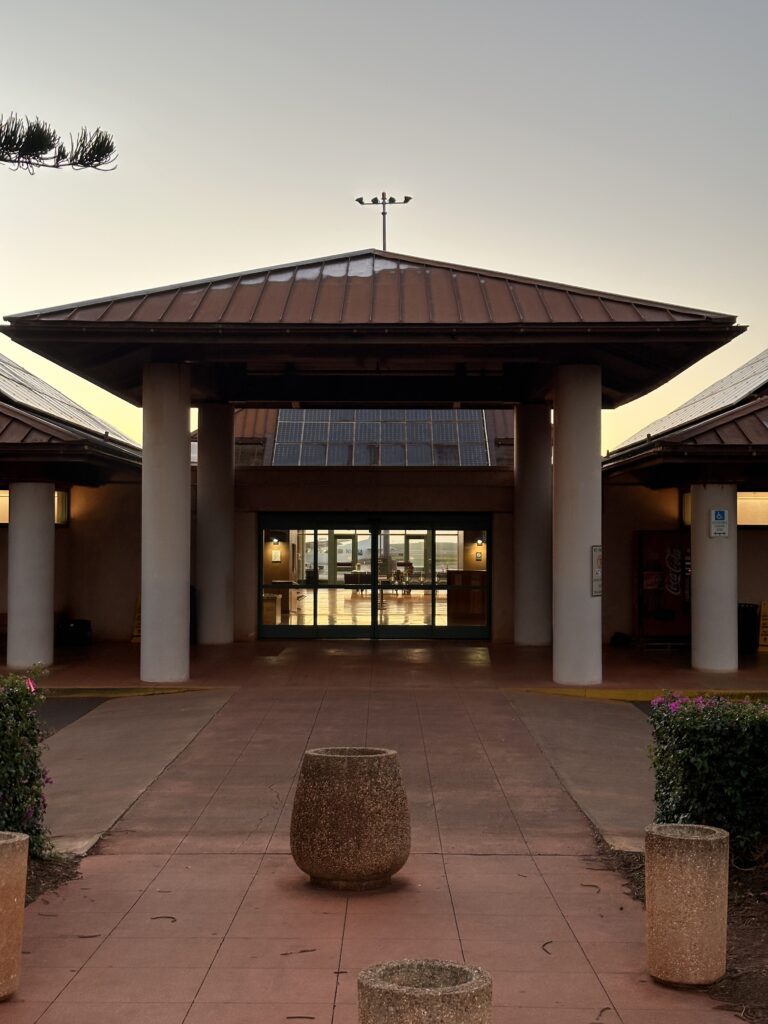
[2, 0, 765, 452]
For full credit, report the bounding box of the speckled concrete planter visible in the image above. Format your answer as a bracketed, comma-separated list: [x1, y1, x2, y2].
[645, 823, 729, 986]
[0, 832, 29, 1001]
[359, 959, 492, 1024]
[290, 746, 410, 890]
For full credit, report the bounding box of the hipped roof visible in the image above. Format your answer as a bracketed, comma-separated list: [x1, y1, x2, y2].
[2, 250, 744, 409]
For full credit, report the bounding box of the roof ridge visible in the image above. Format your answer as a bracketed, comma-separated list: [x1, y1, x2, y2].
[4, 249, 737, 323]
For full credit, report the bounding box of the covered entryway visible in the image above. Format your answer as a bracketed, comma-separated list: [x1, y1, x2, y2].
[2, 249, 745, 685]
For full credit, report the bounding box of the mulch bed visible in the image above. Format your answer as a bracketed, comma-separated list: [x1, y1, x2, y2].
[596, 829, 768, 1022]
[26, 853, 81, 906]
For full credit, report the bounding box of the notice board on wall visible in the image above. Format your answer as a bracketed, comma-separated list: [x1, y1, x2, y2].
[638, 530, 691, 640]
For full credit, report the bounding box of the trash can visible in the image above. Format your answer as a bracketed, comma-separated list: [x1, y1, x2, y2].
[738, 603, 760, 655]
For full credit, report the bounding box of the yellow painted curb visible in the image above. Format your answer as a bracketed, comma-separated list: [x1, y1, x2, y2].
[41, 687, 209, 699]
[524, 687, 768, 702]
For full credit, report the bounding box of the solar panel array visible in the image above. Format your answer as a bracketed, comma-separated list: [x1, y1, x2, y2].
[272, 409, 490, 467]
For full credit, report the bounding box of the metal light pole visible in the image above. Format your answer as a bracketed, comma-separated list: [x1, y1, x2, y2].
[355, 192, 412, 250]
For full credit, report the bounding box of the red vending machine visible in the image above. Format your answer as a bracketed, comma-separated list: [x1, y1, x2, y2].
[638, 530, 691, 641]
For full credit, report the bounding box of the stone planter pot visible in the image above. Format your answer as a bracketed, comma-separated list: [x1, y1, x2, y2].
[290, 746, 410, 890]
[359, 959, 492, 1024]
[645, 823, 729, 986]
[0, 832, 29, 1002]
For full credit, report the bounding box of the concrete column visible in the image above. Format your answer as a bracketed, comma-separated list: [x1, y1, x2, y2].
[691, 483, 738, 671]
[196, 404, 235, 644]
[552, 364, 602, 685]
[7, 482, 55, 668]
[513, 403, 552, 645]
[141, 363, 191, 683]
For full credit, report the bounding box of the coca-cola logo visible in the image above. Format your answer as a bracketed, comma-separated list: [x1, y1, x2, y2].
[665, 547, 682, 596]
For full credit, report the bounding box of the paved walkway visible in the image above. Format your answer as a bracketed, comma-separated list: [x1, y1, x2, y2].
[4, 644, 739, 1023]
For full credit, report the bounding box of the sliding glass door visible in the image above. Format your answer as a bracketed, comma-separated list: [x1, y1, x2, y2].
[259, 517, 489, 639]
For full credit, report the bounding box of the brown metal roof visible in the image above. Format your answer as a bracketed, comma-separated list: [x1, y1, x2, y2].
[2, 250, 745, 410]
[7, 250, 735, 328]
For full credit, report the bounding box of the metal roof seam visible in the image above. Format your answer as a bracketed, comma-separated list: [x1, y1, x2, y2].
[424, 267, 435, 324]
[187, 281, 214, 323]
[565, 291, 584, 324]
[450, 271, 464, 324]
[505, 280, 525, 322]
[155, 289, 181, 324]
[369, 254, 377, 324]
[278, 267, 298, 324]
[477, 277, 494, 323]
[248, 271, 270, 323]
[339, 257, 351, 324]
[597, 296, 615, 323]
[535, 285, 554, 324]
[307, 264, 323, 324]
[216, 275, 244, 323]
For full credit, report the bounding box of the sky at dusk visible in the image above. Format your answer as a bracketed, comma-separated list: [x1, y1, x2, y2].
[2, 0, 766, 450]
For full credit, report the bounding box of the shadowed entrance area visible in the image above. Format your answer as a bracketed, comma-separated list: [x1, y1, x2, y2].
[11, 645, 744, 1021]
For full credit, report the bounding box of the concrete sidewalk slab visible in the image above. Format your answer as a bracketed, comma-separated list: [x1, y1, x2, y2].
[42, 690, 233, 854]
[510, 694, 655, 852]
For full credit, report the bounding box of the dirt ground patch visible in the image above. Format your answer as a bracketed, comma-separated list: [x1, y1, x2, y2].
[596, 829, 768, 1023]
[26, 853, 81, 906]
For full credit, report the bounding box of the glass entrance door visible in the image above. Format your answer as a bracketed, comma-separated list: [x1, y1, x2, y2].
[260, 519, 489, 638]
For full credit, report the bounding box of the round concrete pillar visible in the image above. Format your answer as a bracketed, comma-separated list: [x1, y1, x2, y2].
[7, 482, 55, 669]
[691, 483, 738, 671]
[645, 823, 728, 985]
[196, 404, 235, 644]
[141, 363, 191, 683]
[513, 403, 552, 646]
[552, 364, 602, 685]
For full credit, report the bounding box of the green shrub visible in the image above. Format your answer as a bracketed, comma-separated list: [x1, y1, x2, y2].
[649, 693, 768, 861]
[0, 672, 51, 857]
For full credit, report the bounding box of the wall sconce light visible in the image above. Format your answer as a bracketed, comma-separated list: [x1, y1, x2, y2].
[272, 537, 279, 545]
[476, 538, 484, 546]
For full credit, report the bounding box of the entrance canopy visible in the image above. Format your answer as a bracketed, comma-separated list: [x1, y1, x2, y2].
[2, 250, 744, 409]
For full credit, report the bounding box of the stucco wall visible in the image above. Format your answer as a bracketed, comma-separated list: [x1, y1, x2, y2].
[738, 529, 768, 605]
[602, 484, 680, 640]
[66, 483, 141, 640]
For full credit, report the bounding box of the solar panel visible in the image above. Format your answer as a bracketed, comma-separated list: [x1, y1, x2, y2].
[303, 422, 329, 442]
[327, 443, 354, 465]
[356, 422, 380, 442]
[407, 443, 433, 466]
[275, 421, 303, 443]
[273, 443, 301, 464]
[300, 443, 327, 465]
[618, 349, 768, 448]
[380, 444, 406, 465]
[432, 422, 457, 443]
[329, 422, 354, 442]
[0, 352, 134, 443]
[460, 443, 488, 466]
[271, 409, 490, 467]
[381, 421, 406, 442]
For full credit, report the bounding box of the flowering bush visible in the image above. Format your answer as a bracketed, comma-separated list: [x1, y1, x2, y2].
[650, 692, 768, 860]
[0, 672, 51, 857]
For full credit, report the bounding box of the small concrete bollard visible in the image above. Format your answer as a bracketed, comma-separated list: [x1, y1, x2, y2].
[645, 823, 729, 986]
[358, 959, 492, 1024]
[0, 832, 29, 1001]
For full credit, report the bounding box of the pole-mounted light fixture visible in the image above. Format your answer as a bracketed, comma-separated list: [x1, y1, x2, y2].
[355, 191, 412, 250]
